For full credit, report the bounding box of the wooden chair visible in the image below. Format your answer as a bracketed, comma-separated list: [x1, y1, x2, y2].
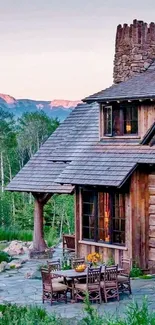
[75, 266, 102, 303]
[47, 259, 64, 283]
[100, 265, 119, 303]
[41, 268, 67, 305]
[62, 234, 75, 256]
[71, 257, 85, 269]
[118, 258, 132, 294]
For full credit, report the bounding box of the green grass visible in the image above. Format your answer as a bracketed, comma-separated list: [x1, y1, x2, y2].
[0, 297, 155, 325]
[130, 265, 143, 278]
[0, 227, 59, 249]
[82, 295, 155, 325]
[0, 243, 8, 251]
[0, 304, 67, 325]
[45, 227, 59, 248]
[139, 274, 154, 279]
[0, 228, 33, 242]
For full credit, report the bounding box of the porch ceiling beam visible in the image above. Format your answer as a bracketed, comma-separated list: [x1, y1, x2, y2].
[32, 192, 53, 205]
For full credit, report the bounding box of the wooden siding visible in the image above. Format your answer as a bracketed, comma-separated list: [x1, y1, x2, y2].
[138, 105, 155, 139]
[148, 172, 155, 270]
[130, 170, 149, 269]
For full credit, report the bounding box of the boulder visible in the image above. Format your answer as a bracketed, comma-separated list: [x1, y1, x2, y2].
[24, 272, 33, 279]
[7, 260, 22, 269]
[0, 261, 7, 272]
[3, 240, 33, 256]
[4, 241, 25, 256]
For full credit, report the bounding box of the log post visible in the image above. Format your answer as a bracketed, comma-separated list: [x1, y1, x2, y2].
[32, 193, 52, 252]
[33, 198, 46, 251]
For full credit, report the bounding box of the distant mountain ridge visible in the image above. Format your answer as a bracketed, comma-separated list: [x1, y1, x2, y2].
[0, 93, 80, 121]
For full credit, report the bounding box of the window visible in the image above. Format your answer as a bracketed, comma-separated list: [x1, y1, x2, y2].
[82, 190, 125, 245]
[103, 104, 138, 136]
[82, 190, 96, 241]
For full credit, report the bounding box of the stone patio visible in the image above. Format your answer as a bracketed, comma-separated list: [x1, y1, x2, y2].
[0, 244, 155, 319]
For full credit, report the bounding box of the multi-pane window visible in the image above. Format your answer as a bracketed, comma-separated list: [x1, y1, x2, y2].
[82, 190, 95, 241]
[82, 190, 125, 246]
[112, 193, 125, 244]
[103, 105, 138, 136]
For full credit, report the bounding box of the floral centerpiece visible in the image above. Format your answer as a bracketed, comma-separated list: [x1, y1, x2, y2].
[87, 252, 102, 267]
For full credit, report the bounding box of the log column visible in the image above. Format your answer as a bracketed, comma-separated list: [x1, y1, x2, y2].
[32, 193, 52, 252]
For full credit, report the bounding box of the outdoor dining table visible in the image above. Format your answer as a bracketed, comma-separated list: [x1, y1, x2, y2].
[52, 266, 123, 300]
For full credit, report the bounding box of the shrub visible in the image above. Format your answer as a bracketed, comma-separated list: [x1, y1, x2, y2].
[130, 264, 143, 278]
[45, 227, 59, 248]
[0, 304, 68, 325]
[0, 251, 11, 263]
[0, 228, 32, 242]
[82, 295, 155, 325]
[0, 298, 155, 325]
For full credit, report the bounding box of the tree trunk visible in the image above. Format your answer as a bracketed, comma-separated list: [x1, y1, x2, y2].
[33, 198, 47, 251]
[0, 151, 4, 192]
[7, 155, 15, 219]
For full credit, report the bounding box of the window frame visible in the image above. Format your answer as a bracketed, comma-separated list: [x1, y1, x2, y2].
[101, 104, 138, 138]
[82, 190, 126, 246]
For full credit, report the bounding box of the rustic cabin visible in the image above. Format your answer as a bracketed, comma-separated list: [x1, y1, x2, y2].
[6, 20, 155, 271]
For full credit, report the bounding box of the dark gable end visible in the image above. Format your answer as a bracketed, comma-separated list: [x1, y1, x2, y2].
[141, 122, 155, 146]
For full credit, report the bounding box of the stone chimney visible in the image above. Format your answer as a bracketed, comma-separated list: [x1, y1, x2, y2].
[114, 19, 155, 83]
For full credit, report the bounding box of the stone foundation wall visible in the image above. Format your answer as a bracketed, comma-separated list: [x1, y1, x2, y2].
[114, 19, 155, 83]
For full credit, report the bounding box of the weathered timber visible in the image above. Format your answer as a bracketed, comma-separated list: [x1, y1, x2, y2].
[149, 226, 155, 238]
[129, 169, 149, 269]
[75, 187, 80, 256]
[32, 193, 52, 252]
[149, 215, 155, 226]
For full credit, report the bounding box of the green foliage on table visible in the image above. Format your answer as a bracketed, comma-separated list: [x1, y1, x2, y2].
[106, 256, 115, 266]
[61, 255, 72, 270]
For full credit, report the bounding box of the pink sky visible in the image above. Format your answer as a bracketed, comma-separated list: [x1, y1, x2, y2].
[0, 0, 155, 100]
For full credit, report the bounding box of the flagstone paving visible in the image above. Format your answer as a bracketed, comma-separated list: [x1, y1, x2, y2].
[0, 245, 155, 319]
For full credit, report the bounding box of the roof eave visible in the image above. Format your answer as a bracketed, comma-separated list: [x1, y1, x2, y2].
[83, 95, 155, 103]
[118, 163, 138, 188]
[5, 186, 74, 195]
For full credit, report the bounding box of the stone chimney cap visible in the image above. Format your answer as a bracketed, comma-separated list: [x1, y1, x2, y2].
[117, 19, 155, 29]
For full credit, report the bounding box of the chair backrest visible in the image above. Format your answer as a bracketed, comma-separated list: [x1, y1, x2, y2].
[104, 265, 118, 282]
[87, 266, 101, 289]
[41, 268, 52, 290]
[47, 259, 61, 272]
[63, 234, 75, 250]
[71, 257, 85, 269]
[121, 258, 131, 275]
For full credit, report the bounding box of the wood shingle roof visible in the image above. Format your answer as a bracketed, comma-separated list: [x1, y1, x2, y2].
[6, 100, 155, 192]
